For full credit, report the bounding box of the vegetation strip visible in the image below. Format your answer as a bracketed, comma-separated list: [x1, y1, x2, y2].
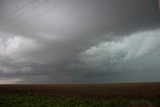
[0, 94, 160, 107]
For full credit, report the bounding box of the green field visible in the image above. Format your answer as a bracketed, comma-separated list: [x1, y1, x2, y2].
[0, 94, 160, 107]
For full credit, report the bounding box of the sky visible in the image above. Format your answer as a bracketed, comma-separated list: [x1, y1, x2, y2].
[0, 0, 160, 84]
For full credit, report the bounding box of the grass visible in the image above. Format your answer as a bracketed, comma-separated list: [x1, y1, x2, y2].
[0, 94, 159, 107]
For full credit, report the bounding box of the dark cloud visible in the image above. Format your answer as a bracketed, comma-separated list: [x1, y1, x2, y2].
[0, 0, 160, 83]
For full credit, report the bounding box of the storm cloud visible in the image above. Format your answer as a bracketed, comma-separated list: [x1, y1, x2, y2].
[0, 0, 160, 83]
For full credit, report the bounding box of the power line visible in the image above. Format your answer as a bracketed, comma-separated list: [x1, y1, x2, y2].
[5, 0, 76, 30]
[20, 0, 68, 23]
[0, 0, 51, 26]
[20, 0, 76, 25]
[0, 0, 38, 21]
[1, 0, 77, 32]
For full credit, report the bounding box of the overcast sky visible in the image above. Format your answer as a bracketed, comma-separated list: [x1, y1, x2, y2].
[0, 0, 160, 84]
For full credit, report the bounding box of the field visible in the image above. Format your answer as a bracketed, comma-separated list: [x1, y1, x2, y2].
[0, 83, 160, 107]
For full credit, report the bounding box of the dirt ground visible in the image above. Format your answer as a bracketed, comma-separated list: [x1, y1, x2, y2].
[0, 83, 160, 99]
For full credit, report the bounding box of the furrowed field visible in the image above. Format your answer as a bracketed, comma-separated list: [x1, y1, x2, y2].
[0, 83, 160, 107]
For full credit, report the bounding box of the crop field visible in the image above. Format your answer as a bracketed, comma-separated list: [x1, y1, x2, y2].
[0, 83, 160, 107]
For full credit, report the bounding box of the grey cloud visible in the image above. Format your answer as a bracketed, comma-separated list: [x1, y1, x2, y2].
[80, 29, 160, 82]
[0, 0, 160, 83]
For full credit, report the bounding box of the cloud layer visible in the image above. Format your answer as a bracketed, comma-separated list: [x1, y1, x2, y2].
[1, 29, 160, 83]
[81, 29, 160, 82]
[82, 29, 160, 71]
[0, 0, 160, 83]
